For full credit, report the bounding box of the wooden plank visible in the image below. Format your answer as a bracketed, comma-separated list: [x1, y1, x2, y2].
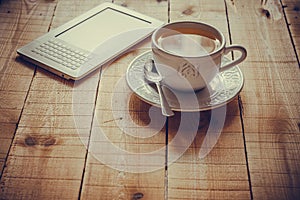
[241, 90, 300, 106]
[81, 52, 167, 199]
[113, 0, 169, 22]
[226, 0, 300, 199]
[252, 187, 300, 200]
[0, 123, 16, 176]
[0, 56, 36, 76]
[227, 0, 298, 63]
[0, 0, 56, 44]
[0, 0, 298, 199]
[167, 0, 250, 199]
[82, 157, 165, 199]
[0, 0, 101, 199]
[0, 91, 27, 110]
[167, 189, 250, 200]
[282, 0, 300, 26]
[0, 0, 58, 180]
[51, 0, 112, 29]
[0, 178, 81, 199]
[2, 156, 84, 180]
[10, 128, 88, 159]
[2, 180, 81, 199]
[2, 146, 85, 198]
[3, 72, 98, 199]
[80, 1, 169, 199]
[167, 105, 250, 199]
[283, 0, 300, 57]
[0, 74, 33, 92]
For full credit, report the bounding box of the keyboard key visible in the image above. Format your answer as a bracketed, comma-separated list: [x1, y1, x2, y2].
[31, 40, 93, 70]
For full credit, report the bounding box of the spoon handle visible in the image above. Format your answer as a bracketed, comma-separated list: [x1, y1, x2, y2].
[155, 82, 174, 117]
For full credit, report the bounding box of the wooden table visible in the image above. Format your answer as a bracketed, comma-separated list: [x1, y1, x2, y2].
[0, 0, 299, 199]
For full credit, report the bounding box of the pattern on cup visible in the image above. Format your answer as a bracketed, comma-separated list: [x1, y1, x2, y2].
[178, 62, 199, 78]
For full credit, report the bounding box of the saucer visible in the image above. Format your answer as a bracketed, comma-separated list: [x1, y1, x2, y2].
[126, 51, 244, 112]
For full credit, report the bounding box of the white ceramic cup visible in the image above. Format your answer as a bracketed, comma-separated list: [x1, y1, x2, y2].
[151, 21, 247, 92]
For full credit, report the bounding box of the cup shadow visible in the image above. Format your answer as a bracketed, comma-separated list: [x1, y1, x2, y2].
[128, 90, 240, 156]
[167, 99, 240, 160]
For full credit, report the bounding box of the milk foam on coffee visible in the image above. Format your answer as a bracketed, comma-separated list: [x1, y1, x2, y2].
[158, 34, 221, 57]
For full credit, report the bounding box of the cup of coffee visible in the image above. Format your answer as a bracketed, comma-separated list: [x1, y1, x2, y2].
[151, 21, 247, 92]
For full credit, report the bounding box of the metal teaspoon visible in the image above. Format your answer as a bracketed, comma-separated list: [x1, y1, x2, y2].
[144, 59, 174, 117]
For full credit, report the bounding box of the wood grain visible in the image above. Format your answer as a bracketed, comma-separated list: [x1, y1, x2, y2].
[0, 0, 57, 180]
[0, 0, 99, 199]
[79, 1, 169, 199]
[167, 0, 250, 199]
[282, 0, 300, 58]
[226, 0, 300, 199]
[0, 0, 299, 199]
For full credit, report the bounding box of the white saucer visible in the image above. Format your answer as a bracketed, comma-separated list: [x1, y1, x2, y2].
[126, 51, 244, 112]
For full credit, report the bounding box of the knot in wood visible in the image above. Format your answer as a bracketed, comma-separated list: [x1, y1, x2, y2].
[24, 136, 38, 146]
[132, 192, 144, 200]
[182, 7, 194, 15]
[43, 137, 56, 147]
[24, 136, 57, 147]
[260, 8, 271, 18]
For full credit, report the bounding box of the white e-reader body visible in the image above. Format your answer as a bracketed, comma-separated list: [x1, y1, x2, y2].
[17, 3, 164, 80]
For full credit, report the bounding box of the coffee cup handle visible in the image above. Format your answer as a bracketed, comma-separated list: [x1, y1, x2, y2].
[219, 45, 247, 72]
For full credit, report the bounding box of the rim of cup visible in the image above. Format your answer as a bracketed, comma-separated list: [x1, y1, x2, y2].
[151, 21, 226, 58]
